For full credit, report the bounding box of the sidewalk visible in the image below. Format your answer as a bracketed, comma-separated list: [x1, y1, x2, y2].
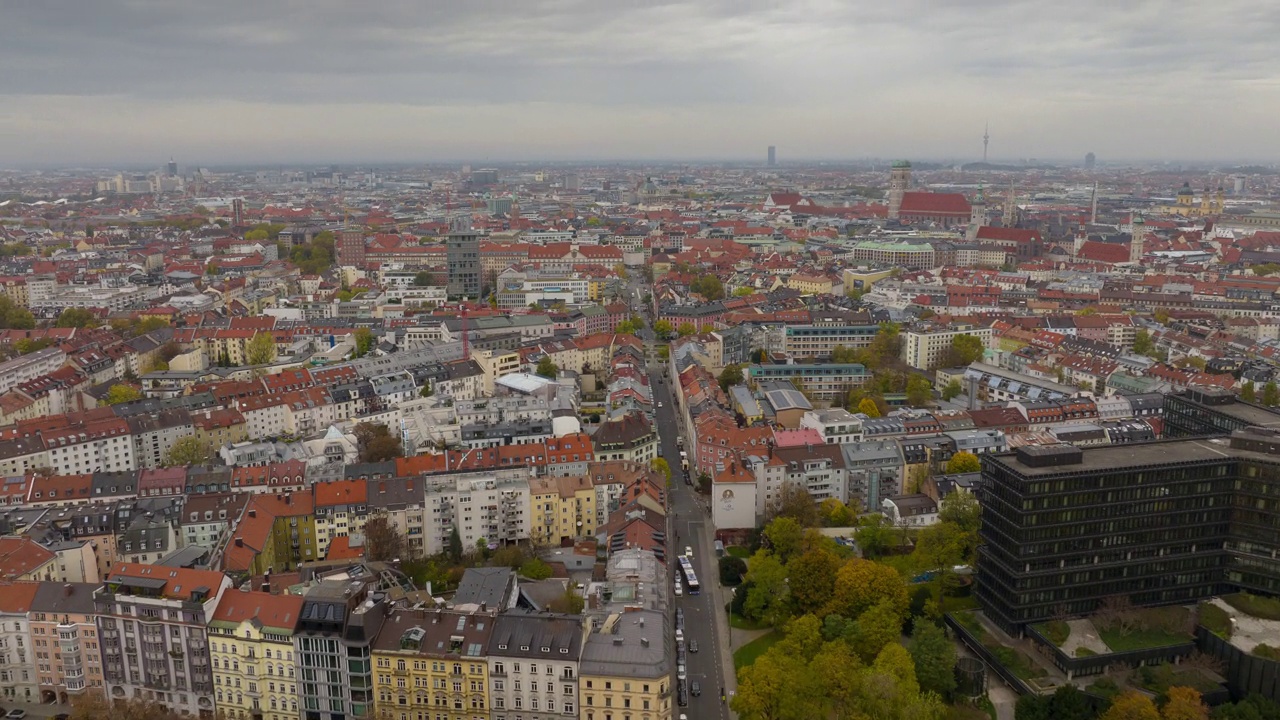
[701, 518, 740, 719]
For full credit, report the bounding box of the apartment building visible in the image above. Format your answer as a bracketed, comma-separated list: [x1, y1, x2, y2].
[746, 363, 870, 401]
[902, 324, 994, 370]
[43, 417, 137, 475]
[591, 412, 657, 465]
[95, 564, 232, 716]
[30, 581, 105, 704]
[799, 408, 864, 445]
[209, 590, 304, 720]
[371, 608, 492, 720]
[0, 581, 39, 703]
[529, 475, 598, 546]
[782, 323, 878, 360]
[294, 579, 386, 720]
[0, 347, 67, 395]
[425, 475, 531, 557]
[313, 479, 369, 560]
[579, 610, 670, 720]
[487, 612, 584, 720]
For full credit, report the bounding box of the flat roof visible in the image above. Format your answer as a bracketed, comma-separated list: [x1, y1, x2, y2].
[1194, 398, 1280, 429]
[988, 437, 1237, 477]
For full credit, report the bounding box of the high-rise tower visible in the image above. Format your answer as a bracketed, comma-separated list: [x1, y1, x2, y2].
[166, 157, 178, 177]
[767, 146, 777, 167]
[446, 216, 481, 299]
[983, 123, 989, 163]
[887, 161, 911, 219]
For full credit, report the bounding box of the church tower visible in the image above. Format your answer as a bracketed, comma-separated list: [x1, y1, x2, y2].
[1130, 215, 1145, 264]
[1213, 186, 1225, 215]
[888, 161, 911, 219]
[967, 186, 987, 240]
[1002, 180, 1018, 227]
[1200, 186, 1212, 216]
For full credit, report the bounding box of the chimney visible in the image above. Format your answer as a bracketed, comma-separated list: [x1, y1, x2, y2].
[247, 509, 256, 518]
[235, 538, 243, 547]
[64, 583, 73, 597]
[640, 637, 649, 647]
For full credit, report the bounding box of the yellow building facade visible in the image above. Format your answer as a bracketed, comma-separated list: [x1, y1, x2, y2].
[372, 609, 493, 720]
[528, 475, 598, 545]
[208, 590, 304, 720]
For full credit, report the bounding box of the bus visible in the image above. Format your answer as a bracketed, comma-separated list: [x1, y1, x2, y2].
[678, 556, 701, 595]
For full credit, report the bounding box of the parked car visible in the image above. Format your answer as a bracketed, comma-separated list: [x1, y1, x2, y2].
[6, 710, 28, 720]
[690, 639, 698, 653]
[691, 681, 702, 697]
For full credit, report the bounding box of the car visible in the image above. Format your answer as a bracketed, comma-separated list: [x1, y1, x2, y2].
[6, 711, 27, 720]
[690, 639, 698, 653]
[691, 681, 702, 697]
[685, 546, 693, 558]
[657, 401, 664, 408]
[675, 581, 683, 597]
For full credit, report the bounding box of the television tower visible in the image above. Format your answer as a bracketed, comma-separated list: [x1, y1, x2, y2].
[983, 122, 989, 164]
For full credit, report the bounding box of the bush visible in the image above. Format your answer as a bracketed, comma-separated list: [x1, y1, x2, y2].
[1087, 676, 1121, 701]
[1036, 620, 1070, 646]
[719, 556, 747, 586]
[1199, 602, 1233, 639]
[1075, 647, 1096, 657]
[1254, 644, 1280, 661]
[1223, 592, 1280, 621]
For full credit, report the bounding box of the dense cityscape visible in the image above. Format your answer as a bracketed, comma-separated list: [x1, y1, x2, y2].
[1, 154, 1280, 720]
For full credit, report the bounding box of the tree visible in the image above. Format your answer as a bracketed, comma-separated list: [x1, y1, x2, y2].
[733, 286, 755, 297]
[413, 271, 433, 286]
[447, 526, 464, 563]
[743, 550, 792, 627]
[854, 514, 895, 559]
[653, 319, 674, 339]
[1163, 687, 1209, 720]
[857, 397, 881, 418]
[720, 556, 748, 586]
[690, 275, 726, 301]
[352, 327, 376, 358]
[830, 344, 859, 363]
[548, 587, 585, 614]
[939, 489, 982, 537]
[908, 622, 957, 699]
[164, 436, 209, 467]
[948, 333, 986, 367]
[768, 485, 820, 529]
[906, 375, 932, 407]
[56, 307, 98, 328]
[69, 693, 189, 720]
[106, 384, 142, 405]
[719, 363, 744, 391]
[868, 322, 903, 370]
[787, 547, 841, 615]
[733, 643, 812, 720]
[1264, 382, 1280, 408]
[246, 331, 277, 366]
[852, 599, 907, 661]
[1242, 380, 1257, 403]
[1102, 691, 1161, 720]
[536, 356, 558, 379]
[823, 557, 909, 621]
[1133, 329, 1155, 356]
[245, 227, 269, 241]
[942, 378, 964, 401]
[0, 296, 34, 330]
[946, 451, 982, 474]
[677, 322, 697, 337]
[354, 422, 404, 463]
[420, 380, 434, 397]
[1016, 694, 1052, 720]
[763, 516, 805, 561]
[518, 557, 553, 580]
[697, 471, 712, 494]
[818, 497, 853, 527]
[650, 457, 672, 483]
[363, 516, 407, 562]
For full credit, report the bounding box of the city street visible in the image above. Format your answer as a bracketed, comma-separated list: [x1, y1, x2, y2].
[650, 364, 735, 720]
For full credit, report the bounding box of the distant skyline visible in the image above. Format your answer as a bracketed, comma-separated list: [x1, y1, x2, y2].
[3, 1, 1280, 166]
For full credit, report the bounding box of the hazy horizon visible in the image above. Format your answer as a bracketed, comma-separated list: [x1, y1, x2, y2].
[4, 1, 1280, 167]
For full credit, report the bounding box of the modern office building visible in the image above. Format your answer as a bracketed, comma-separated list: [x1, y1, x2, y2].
[977, 429, 1280, 635]
[767, 146, 777, 167]
[746, 363, 870, 401]
[782, 324, 880, 360]
[1163, 387, 1280, 438]
[294, 579, 386, 720]
[447, 218, 482, 299]
[338, 230, 366, 268]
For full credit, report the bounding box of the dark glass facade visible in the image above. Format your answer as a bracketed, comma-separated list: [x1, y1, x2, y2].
[977, 433, 1280, 635]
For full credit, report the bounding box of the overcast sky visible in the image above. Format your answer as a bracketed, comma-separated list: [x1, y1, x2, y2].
[2, 0, 1278, 167]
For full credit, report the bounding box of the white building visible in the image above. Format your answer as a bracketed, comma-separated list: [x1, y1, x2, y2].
[487, 613, 584, 720]
[0, 347, 68, 395]
[902, 325, 994, 370]
[424, 473, 532, 556]
[0, 588, 38, 703]
[799, 408, 864, 445]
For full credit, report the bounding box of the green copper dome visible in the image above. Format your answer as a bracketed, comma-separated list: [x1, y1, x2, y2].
[892, 160, 912, 169]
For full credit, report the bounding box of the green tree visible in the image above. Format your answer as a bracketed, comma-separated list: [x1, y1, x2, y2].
[690, 275, 726, 301]
[733, 643, 813, 720]
[535, 356, 558, 379]
[818, 497, 853, 527]
[907, 622, 957, 698]
[246, 331, 277, 366]
[720, 556, 748, 586]
[413, 271, 433, 286]
[719, 363, 744, 391]
[823, 557, 909, 621]
[1133, 328, 1155, 355]
[1163, 687, 1209, 720]
[518, 558, 553, 580]
[1016, 694, 1052, 720]
[939, 489, 981, 536]
[677, 322, 697, 337]
[1264, 382, 1280, 407]
[851, 599, 907, 661]
[857, 397, 881, 418]
[906, 375, 932, 407]
[763, 516, 805, 562]
[653, 319, 674, 339]
[14, 337, 53, 355]
[0, 296, 35, 330]
[733, 286, 755, 297]
[868, 322, 903, 369]
[352, 327, 376, 358]
[830, 344, 858, 363]
[945, 451, 982, 474]
[743, 550, 792, 627]
[106, 384, 142, 405]
[354, 422, 404, 463]
[1242, 380, 1257, 403]
[245, 228, 269, 241]
[447, 526, 464, 563]
[1048, 685, 1097, 720]
[941, 378, 963, 401]
[854, 514, 895, 559]
[56, 307, 99, 328]
[947, 333, 986, 367]
[164, 436, 210, 467]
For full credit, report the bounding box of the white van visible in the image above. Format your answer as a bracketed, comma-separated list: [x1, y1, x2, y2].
[675, 580, 683, 597]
